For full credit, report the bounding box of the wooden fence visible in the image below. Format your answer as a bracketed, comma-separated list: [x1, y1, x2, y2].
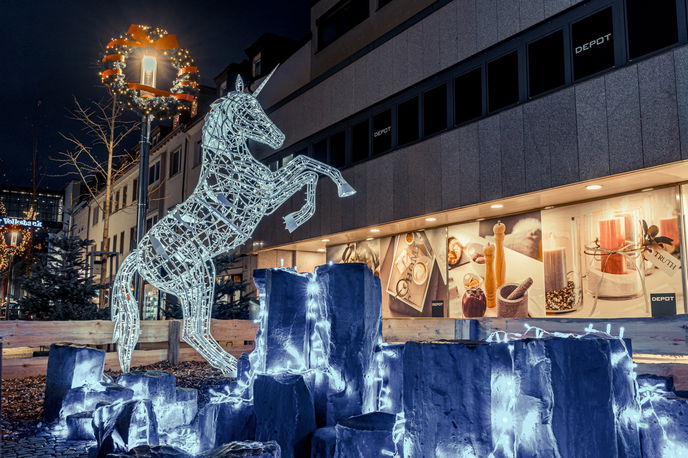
[0, 319, 259, 378]
[2, 316, 688, 386]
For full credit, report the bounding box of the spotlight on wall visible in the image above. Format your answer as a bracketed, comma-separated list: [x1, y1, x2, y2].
[370, 228, 381, 233]
[490, 204, 504, 209]
[585, 184, 602, 190]
[425, 217, 437, 222]
[366, 237, 374, 241]
[321, 239, 330, 242]
[317, 248, 326, 252]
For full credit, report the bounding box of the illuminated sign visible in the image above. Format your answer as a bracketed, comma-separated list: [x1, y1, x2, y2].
[0, 217, 43, 228]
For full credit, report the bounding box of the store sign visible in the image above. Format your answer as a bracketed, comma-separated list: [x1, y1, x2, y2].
[646, 247, 679, 277]
[0, 217, 43, 228]
[650, 293, 676, 317]
[574, 33, 612, 54]
[373, 126, 391, 138]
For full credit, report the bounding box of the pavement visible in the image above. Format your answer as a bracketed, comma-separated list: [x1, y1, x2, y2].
[1, 428, 94, 458]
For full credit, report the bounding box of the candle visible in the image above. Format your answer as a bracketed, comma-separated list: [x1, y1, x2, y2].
[599, 217, 626, 274]
[659, 217, 680, 253]
[493, 222, 506, 288]
[613, 212, 637, 243]
[544, 247, 567, 291]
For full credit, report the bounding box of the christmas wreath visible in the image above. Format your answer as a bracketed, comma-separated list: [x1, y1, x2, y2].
[100, 24, 199, 119]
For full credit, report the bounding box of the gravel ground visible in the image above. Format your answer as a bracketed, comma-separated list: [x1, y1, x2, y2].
[2, 360, 230, 441]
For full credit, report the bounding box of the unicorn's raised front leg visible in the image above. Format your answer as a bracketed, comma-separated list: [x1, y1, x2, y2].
[281, 156, 355, 197]
[282, 172, 318, 232]
[179, 260, 238, 376]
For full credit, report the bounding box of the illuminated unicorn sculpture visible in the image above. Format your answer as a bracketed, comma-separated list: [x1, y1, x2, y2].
[111, 69, 356, 376]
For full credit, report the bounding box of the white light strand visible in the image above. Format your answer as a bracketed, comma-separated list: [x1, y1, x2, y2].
[111, 71, 355, 376]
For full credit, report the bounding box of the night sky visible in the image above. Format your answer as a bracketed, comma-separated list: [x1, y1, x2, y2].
[0, 0, 311, 190]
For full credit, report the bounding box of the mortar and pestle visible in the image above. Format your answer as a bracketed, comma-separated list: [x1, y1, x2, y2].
[497, 277, 532, 318]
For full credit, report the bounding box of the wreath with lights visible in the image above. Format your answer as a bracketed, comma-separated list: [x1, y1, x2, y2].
[101, 24, 199, 119]
[0, 201, 32, 272]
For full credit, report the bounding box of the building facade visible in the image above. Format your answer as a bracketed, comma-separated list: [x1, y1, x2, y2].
[70, 0, 688, 322]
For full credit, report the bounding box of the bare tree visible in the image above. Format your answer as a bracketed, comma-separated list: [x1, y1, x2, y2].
[53, 90, 139, 300]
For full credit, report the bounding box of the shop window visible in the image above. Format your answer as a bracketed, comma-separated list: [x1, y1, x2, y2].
[372, 109, 392, 155]
[423, 84, 448, 136]
[330, 131, 346, 168]
[313, 139, 328, 164]
[626, 0, 678, 59]
[317, 0, 369, 51]
[488, 51, 519, 112]
[397, 97, 419, 146]
[169, 147, 181, 177]
[572, 8, 615, 80]
[149, 161, 160, 185]
[455, 68, 483, 124]
[528, 30, 565, 96]
[351, 120, 370, 163]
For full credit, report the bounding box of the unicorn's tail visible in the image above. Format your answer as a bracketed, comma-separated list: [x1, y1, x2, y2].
[111, 251, 141, 373]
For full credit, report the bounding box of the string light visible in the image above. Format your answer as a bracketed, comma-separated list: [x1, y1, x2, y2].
[112, 71, 356, 376]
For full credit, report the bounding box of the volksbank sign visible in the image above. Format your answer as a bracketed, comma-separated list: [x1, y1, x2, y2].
[0, 217, 43, 228]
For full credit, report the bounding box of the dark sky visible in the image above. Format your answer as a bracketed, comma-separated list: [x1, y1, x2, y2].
[0, 0, 311, 191]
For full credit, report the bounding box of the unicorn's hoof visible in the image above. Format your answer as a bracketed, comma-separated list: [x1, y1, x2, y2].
[284, 214, 298, 233]
[339, 183, 356, 197]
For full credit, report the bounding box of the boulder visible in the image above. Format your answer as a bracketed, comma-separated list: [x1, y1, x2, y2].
[195, 401, 255, 451]
[608, 339, 642, 458]
[202, 440, 280, 457]
[375, 344, 404, 414]
[637, 379, 688, 455]
[402, 341, 493, 457]
[116, 370, 177, 403]
[44, 343, 106, 422]
[311, 427, 336, 458]
[93, 399, 159, 456]
[314, 263, 382, 425]
[334, 412, 396, 458]
[157, 387, 198, 433]
[106, 445, 192, 457]
[66, 410, 95, 440]
[61, 383, 134, 418]
[254, 374, 316, 458]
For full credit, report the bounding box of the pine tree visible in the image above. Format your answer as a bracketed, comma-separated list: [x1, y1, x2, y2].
[212, 254, 251, 319]
[19, 232, 107, 320]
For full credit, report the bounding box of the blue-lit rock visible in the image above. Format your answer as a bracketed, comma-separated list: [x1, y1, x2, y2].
[61, 383, 134, 418]
[403, 341, 492, 457]
[44, 343, 106, 422]
[311, 427, 336, 458]
[203, 440, 281, 457]
[66, 410, 95, 440]
[254, 374, 316, 458]
[260, 268, 310, 373]
[195, 401, 255, 451]
[638, 379, 688, 455]
[93, 399, 160, 455]
[607, 339, 642, 457]
[314, 263, 382, 425]
[117, 370, 177, 403]
[334, 412, 396, 458]
[375, 344, 403, 414]
[158, 387, 198, 433]
[545, 338, 626, 457]
[106, 444, 192, 457]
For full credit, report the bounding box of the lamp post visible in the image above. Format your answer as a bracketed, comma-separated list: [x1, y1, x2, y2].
[134, 55, 157, 306]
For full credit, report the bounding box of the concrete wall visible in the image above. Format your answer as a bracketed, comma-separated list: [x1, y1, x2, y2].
[251, 45, 688, 248]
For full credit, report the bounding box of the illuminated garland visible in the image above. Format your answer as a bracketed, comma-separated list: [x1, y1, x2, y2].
[100, 24, 199, 118]
[0, 201, 32, 272]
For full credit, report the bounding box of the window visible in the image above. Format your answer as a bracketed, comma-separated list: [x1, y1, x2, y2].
[317, 0, 369, 50]
[455, 68, 483, 124]
[113, 234, 117, 254]
[132, 179, 138, 201]
[351, 120, 370, 163]
[528, 30, 565, 96]
[130, 227, 136, 251]
[488, 51, 519, 112]
[330, 131, 346, 168]
[122, 185, 127, 208]
[92, 206, 99, 226]
[313, 139, 328, 163]
[372, 109, 392, 155]
[120, 231, 125, 253]
[626, 0, 678, 60]
[113, 190, 120, 213]
[423, 84, 448, 136]
[194, 140, 202, 167]
[397, 98, 419, 145]
[169, 148, 182, 177]
[281, 154, 294, 166]
[252, 53, 262, 77]
[572, 8, 614, 80]
[146, 215, 159, 232]
[219, 81, 227, 96]
[149, 161, 161, 184]
[268, 161, 279, 171]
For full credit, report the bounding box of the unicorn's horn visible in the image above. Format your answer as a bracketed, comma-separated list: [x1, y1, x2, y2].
[253, 65, 279, 97]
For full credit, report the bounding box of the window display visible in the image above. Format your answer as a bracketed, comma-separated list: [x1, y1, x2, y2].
[323, 187, 684, 320]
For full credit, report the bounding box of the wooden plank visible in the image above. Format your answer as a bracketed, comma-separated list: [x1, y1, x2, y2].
[2, 344, 256, 379]
[167, 320, 181, 365]
[382, 318, 456, 343]
[474, 315, 688, 356]
[0, 319, 259, 349]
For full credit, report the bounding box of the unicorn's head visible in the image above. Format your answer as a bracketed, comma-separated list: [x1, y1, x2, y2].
[205, 67, 285, 150]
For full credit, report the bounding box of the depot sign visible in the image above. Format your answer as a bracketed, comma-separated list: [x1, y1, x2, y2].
[0, 217, 43, 228]
[575, 33, 612, 54]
